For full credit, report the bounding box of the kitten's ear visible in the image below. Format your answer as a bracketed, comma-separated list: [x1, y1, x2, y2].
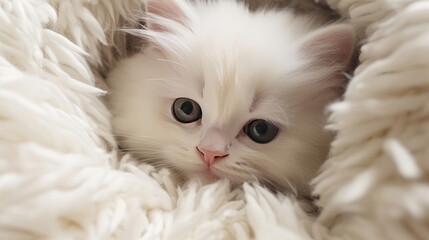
[300, 24, 355, 66]
[145, 0, 191, 31]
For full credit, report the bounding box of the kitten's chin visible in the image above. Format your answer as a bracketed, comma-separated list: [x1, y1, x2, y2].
[193, 168, 220, 185]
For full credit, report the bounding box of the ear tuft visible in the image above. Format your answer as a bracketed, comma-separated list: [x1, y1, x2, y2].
[145, 0, 189, 31]
[300, 24, 356, 65]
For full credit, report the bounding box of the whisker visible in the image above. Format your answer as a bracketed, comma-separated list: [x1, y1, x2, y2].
[118, 142, 165, 147]
[112, 133, 163, 140]
[156, 58, 185, 68]
[120, 147, 161, 151]
[145, 77, 180, 82]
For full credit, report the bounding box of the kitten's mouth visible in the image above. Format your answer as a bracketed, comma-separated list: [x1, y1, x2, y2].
[198, 167, 220, 182]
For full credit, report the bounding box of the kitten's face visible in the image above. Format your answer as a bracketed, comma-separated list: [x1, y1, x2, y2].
[107, 0, 354, 196]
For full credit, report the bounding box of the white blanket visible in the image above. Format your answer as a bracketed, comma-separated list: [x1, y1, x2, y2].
[1, 0, 428, 239]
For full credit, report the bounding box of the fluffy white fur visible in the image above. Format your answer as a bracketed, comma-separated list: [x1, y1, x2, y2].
[1, 0, 428, 239]
[107, 0, 354, 197]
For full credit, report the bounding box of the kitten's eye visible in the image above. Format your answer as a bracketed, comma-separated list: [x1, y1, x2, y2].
[244, 119, 279, 144]
[172, 98, 202, 123]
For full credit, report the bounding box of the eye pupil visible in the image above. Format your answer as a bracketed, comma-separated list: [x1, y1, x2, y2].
[255, 121, 267, 135]
[180, 101, 193, 115]
[245, 119, 279, 144]
[172, 98, 202, 123]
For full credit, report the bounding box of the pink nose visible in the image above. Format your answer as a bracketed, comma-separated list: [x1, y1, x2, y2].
[197, 147, 228, 166]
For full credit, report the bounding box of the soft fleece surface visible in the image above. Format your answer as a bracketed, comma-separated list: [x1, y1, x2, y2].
[1, 0, 428, 239]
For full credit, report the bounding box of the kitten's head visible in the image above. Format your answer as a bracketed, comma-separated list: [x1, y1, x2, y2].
[107, 0, 355, 196]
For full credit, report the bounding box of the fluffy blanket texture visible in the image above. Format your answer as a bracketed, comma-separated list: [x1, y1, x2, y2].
[1, 0, 428, 239]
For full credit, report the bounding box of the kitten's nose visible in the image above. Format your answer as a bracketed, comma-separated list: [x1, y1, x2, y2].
[196, 147, 229, 166]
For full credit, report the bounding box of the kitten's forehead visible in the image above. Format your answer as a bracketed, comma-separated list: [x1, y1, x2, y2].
[201, 57, 252, 127]
[198, 44, 290, 129]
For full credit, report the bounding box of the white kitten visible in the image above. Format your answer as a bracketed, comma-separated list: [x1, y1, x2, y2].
[106, 0, 355, 198]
